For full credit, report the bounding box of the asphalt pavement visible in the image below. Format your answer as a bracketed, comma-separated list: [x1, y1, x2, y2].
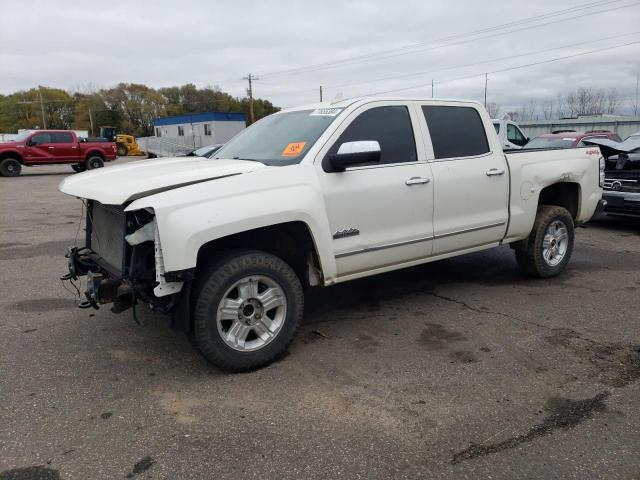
[1, 158, 639, 479]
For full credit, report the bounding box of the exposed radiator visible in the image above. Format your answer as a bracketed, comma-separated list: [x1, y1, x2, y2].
[90, 202, 126, 273]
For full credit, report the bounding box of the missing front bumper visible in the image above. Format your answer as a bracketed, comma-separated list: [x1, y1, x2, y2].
[62, 246, 136, 311]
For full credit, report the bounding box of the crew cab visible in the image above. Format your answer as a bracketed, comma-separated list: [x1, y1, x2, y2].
[59, 98, 605, 372]
[0, 130, 117, 177]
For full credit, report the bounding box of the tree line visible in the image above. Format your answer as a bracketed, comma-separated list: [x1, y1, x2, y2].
[487, 86, 637, 122]
[0, 83, 279, 136]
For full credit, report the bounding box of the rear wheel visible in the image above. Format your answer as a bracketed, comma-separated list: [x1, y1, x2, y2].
[516, 205, 575, 278]
[86, 156, 104, 170]
[0, 158, 21, 177]
[116, 143, 128, 156]
[71, 163, 86, 173]
[193, 250, 303, 372]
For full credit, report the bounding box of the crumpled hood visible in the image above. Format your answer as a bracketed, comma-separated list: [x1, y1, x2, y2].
[58, 156, 267, 205]
[583, 136, 640, 158]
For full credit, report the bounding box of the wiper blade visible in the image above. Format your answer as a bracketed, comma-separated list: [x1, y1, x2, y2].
[232, 156, 261, 162]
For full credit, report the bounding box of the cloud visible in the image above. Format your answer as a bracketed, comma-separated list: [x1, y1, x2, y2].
[1, 0, 639, 114]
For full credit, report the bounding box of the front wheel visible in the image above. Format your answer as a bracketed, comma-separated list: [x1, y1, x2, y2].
[193, 250, 303, 372]
[515, 205, 575, 278]
[0, 158, 21, 177]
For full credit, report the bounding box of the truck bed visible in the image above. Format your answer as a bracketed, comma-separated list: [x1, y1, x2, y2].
[503, 146, 602, 242]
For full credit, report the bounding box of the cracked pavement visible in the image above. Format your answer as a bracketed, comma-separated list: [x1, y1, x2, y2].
[1, 160, 639, 479]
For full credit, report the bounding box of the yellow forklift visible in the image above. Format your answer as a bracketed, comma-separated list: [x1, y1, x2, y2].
[99, 127, 146, 157]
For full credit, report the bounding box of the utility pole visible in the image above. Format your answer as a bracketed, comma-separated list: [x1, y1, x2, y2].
[635, 74, 639, 117]
[88, 106, 94, 136]
[483, 73, 488, 108]
[38, 86, 47, 129]
[243, 73, 259, 124]
[431, 79, 434, 98]
[319, 85, 323, 102]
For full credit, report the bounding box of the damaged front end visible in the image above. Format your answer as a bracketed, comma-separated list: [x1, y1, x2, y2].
[62, 201, 193, 327]
[584, 136, 640, 217]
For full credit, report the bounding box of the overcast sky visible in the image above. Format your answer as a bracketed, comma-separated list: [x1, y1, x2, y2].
[1, 0, 639, 114]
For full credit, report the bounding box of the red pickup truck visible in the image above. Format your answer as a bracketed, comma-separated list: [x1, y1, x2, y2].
[0, 130, 117, 177]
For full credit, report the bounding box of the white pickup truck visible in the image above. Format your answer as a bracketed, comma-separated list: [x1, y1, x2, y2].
[60, 97, 606, 371]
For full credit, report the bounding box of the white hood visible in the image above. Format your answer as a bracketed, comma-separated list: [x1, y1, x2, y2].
[58, 157, 267, 205]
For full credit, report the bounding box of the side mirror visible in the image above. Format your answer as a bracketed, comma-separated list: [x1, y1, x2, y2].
[329, 140, 381, 171]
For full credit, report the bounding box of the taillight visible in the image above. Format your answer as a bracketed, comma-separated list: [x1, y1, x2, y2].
[599, 156, 605, 187]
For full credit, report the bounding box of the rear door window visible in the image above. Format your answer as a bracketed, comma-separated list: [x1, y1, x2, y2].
[52, 132, 74, 143]
[422, 106, 490, 159]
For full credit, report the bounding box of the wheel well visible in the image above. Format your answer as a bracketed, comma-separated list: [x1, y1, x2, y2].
[85, 151, 104, 160]
[0, 151, 22, 163]
[538, 183, 580, 219]
[196, 221, 323, 287]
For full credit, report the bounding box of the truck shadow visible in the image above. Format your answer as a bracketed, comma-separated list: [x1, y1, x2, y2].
[303, 233, 639, 326]
[304, 246, 520, 325]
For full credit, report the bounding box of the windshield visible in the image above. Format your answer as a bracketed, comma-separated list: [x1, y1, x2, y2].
[13, 131, 33, 141]
[525, 136, 576, 149]
[213, 108, 343, 165]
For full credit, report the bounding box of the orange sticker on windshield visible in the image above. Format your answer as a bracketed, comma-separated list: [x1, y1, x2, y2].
[281, 142, 306, 157]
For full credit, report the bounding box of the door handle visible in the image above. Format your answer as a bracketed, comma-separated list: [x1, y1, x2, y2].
[405, 176, 430, 186]
[48, 146, 55, 150]
[485, 168, 505, 176]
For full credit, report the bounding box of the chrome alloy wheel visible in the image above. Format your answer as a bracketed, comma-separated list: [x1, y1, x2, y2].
[542, 220, 569, 267]
[216, 275, 287, 351]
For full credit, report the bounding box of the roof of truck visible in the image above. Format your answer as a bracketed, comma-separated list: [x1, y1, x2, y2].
[281, 97, 483, 112]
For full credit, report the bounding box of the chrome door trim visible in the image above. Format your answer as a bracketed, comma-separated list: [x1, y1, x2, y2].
[335, 235, 434, 259]
[334, 222, 506, 259]
[434, 221, 506, 240]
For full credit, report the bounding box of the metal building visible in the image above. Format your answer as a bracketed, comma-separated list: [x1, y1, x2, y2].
[518, 115, 640, 139]
[141, 112, 246, 156]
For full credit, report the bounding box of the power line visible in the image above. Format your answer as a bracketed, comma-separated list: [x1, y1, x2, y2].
[366, 40, 640, 96]
[260, 31, 640, 98]
[257, 0, 636, 79]
[323, 31, 640, 92]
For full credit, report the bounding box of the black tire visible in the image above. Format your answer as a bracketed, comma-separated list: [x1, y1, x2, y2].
[516, 205, 575, 278]
[71, 163, 86, 173]
[193, 250, 303, 372]
[0, 157, 22, 177]
[86, 156, 104, 170]
[116, 143, 128, 157]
